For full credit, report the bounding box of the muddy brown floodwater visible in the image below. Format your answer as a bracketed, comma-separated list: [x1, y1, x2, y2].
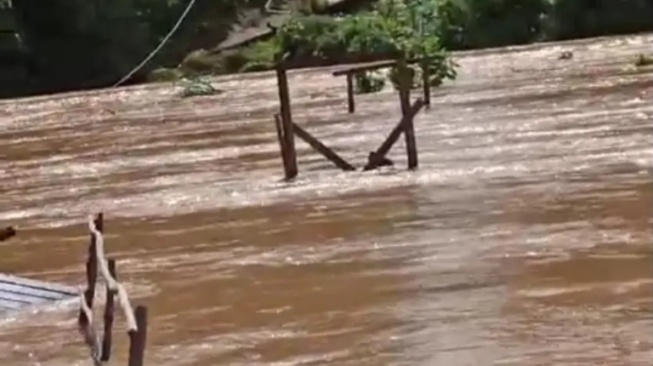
[0, 34, 652, 366]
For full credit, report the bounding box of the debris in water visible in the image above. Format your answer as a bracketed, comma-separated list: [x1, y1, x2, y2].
[367, 151, 394, 168]
[558, 51, 574, 60]
[0, 226, 15, 242]
[634, 54, 653, 67]
[177, 77, 223, 98]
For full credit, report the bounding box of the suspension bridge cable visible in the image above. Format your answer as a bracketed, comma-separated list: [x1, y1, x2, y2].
[112, 0, 197, 87]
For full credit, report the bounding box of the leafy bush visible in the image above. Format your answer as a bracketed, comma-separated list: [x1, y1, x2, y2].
[239, 38, 281, 72]
[148, 67, 184, 82]
[176, 77, 222, 98]
[547, 0, 653, 40]
[180, 49, 222, 75]
[268, 0, 458, 87]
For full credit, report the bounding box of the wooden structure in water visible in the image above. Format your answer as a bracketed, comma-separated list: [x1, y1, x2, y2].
[77, 213, 148, 366]
[0, 214, 148, 365]
[273, 54, 432, 180]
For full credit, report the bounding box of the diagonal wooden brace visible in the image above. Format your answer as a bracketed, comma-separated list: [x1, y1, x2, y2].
[292, 122, 356, 171]
[363, 98, 425, 171]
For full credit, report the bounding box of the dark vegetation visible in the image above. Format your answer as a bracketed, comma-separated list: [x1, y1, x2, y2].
[1, 0, 652, 98]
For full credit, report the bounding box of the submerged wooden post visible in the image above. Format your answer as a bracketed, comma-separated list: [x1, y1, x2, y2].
[346, 73, 355, 113]
[397, 60, 418, 170]
[421, 59, 431, 108]
[274, 113, 288, 168]
[292, 122, 356, 171]
[100, 258, 117, 361]
[79, 213, 103, 325]
[364, 99, 425, 171]
[275, 64, 298, 180]
[128, 306, 148, 366]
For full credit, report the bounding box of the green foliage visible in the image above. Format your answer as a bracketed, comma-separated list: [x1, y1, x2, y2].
[176, 76, 222, 98]
[148, 67, 184, 82]
[266, 0, 458, 88]
[433, 0, 653, 49]
[239, 38, 281, 72]
[4, 0, 268, 95]
[275, 0, 450, 61]
[546, 0, 653, 40]
[3, 0, 653, 98]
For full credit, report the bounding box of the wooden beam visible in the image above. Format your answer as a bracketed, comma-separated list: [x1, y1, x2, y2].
[333, 60, 398, 76]
[275, 65, 298, 180]
[79, 213, 103, 325]
[100, 259, 117, 362]
[292, 123, 356, 171]
[346, 74, 355, 113]
[128, 306, 148, 366]
[332, 56, 435, 77]
[397, 60, 418, 169]
[364, 99, 425, 171]
[421, 60, 431, 108]
[274, 113, 289, 169]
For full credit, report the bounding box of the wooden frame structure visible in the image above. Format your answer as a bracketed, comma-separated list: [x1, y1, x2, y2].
[332, 58, 432, 114]
[273, 57, 429, 180]
[78, 213, 148, 366]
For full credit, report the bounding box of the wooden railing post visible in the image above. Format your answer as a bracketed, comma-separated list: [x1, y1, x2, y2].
[77, 214, 146, 366]
[275, 64, 298, 180]
[79, 213, 103, 325]
[397, 60, 418, 170]
[421, 59, 431, 108]
[364, 99, 425, 171]
[100, 258, 117, 361]
[346, 73, 355, 113]
[128, 306, 148, 366]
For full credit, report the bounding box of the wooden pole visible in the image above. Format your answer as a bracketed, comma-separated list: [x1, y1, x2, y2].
[421, 59, 431, 108]
[346, 73, 355, 113]
[79, 213, 103, 325]
[364, 99, 425, 171]
[292, 122, 356, 171]
[275, 65, 298, 180]
[100, 258, 117, 362]
[397, 60, 418, 169]
[274, 113, 288, 169]
[128, 306, 148, 366]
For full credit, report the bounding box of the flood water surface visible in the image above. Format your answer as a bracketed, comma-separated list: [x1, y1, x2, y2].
[0, 34, 651, 366]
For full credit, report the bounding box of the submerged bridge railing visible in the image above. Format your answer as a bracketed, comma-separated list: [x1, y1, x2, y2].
[77, 213, 148, 366]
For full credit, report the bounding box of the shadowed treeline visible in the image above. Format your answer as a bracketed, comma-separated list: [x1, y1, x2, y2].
[1, 0, 653, 98]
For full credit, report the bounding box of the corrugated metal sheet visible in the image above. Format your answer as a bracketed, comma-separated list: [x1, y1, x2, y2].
[0, 273, 76, 312]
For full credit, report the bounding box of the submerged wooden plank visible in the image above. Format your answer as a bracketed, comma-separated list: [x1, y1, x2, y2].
[0, 273, 77, 312]
[0, 289, 51, 304]
[0, 282, 68, 301]
[0, 274, 76, 296]
[0, 297, 24, 311]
